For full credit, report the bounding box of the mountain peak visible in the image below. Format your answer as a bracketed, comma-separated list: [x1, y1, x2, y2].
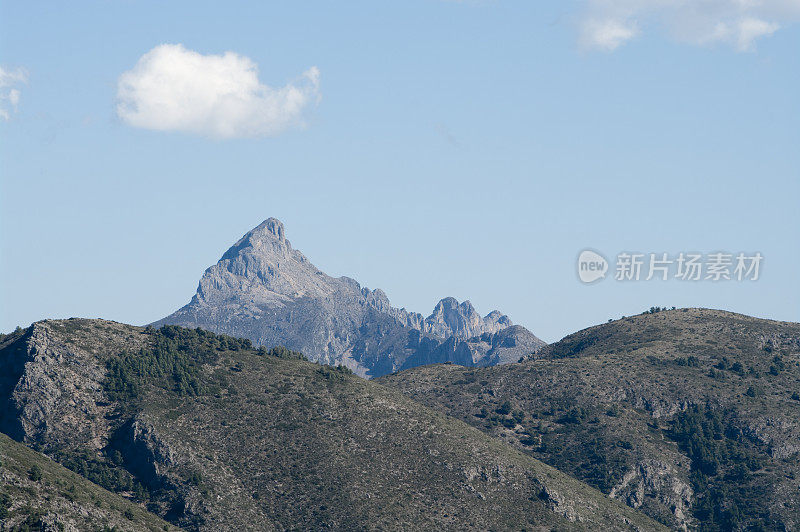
[158, 219, 540, 377]
[256, 217, 285, 241]
[220, 217, 291, 262]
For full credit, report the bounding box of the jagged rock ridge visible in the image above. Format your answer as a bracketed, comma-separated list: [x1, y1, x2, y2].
[154, 218, 544, 377]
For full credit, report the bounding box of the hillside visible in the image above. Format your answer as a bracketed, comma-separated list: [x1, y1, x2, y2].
[380, 308, 800, 530]
[0, 319, 662, 531]
[0, 432, 174, 531]
[153, 218, 544, 377]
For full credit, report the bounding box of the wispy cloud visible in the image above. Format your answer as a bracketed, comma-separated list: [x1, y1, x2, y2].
[116, 44, 320, 139]
[580, 17, 640, 51]
[0, 66, 28, 121]
[579, 0, 799, 52]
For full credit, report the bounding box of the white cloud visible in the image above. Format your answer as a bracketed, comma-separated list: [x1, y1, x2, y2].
[580, 18, 640, 51]
[579, 0, 800, 52]
[0, 66, 28, 121]
[732, 17, 780, 51]
[116, 44, 320, 138]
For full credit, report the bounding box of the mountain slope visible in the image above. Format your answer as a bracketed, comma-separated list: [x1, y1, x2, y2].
[380, 308, 800, 530]
[153, 218, 544, 377]
[0, 319, 662, 531]
[0, 432, 174, 531]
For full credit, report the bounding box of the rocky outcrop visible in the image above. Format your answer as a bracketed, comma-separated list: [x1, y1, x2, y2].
[0, 321, 113, 449]
[423, 298, 511, 339]
[0, 321, 213, 528]
[155, 218, 544, 377]
[399, 325, 544, 370]
[609, 460, 693, 530]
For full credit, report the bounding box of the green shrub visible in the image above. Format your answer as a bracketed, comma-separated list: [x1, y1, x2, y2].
[0, 493, 10, 519]
[675, 356, 700, 367]
[28, 464, 42, 482]
[264, 345, 308, 361]
[770, 356, 785, 374]
[500, 417, 516, 428]
[496, 401, 512, 415]
[558, 407, 587, 425]
[187, 471, 203, 486]
[15, 508, 45, 531]
[318, 364, 352, 382]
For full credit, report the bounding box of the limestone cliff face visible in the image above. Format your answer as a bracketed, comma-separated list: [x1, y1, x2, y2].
[423, 297, 511, 339]
[155, 218, 544, 377]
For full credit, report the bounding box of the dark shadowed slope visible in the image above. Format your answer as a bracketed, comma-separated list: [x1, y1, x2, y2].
[153, 218, 544, 377]
[0, 432, 175, 531]
[380, 308, 800, 530]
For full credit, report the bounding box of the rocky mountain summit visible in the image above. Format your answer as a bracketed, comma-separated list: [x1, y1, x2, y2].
[155, 218, 544, 377]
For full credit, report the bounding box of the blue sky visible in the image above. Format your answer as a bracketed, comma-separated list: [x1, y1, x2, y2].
[1, 1, 799, 341]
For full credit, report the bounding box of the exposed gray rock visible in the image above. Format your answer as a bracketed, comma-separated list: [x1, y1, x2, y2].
[154, 218, 544, 377]
[609, 460, 693, 531]
[0, 321, 114, 449]
[423, 297, 510, 339]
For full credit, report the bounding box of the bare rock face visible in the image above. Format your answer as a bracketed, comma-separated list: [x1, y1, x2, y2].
[0, 321, 115, 448]
[424, 298, 511, 339]
[155, 218, 544, 377]
[609, 460, 694, 530]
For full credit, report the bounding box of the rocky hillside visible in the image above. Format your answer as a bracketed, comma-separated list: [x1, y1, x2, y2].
[380, 308, 800, 531]
[0, 432, 174, 531]
[0, 319, 661, 531]
[153, 218, 544, 377]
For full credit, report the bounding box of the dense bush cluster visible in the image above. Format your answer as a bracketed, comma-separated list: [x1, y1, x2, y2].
[11, 508, 45, 531]
[317, 364, 353, 381]
[472, 396, 629, 494]
[667, 405, 779, 531]
[27, 464, 42, 482]
[258, 345, 308, 361]
[644, 306, 676, 314]
[104, 326, 249, 401]
[54, 449, 149, 500]
[675, 356, 701, 367]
